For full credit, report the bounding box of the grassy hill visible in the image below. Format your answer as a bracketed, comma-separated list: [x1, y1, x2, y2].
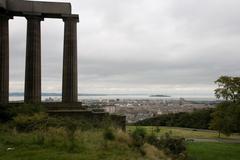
[128, 126, 240, 160]
[127, 126, 240, 139]
[187, 142, 240, 160]
[0, 103, 239, 160]
[0, 126, 170, 160]
[1, 125, 240, 160]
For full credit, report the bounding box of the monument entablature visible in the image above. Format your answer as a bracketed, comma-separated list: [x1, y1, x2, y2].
[0, 0, 79, 104]
[0, 0, 78, 18]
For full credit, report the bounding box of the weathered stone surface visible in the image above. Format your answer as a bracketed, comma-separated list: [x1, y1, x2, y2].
[48, 109, 126, 130]
[24, 16, 42, 103]
[62, 16, 79, 103]
[0, 14, 10, 104]
[7, 102, 126, 130]
[44, 102, 85, 111]
[0, 0, 71, 17]
[0, 0, 6, 9]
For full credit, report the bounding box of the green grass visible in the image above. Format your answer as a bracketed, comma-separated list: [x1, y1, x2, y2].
[1, 125, 240, 160]
[0, 145, 141, 160]
[187, 142, 240, 160]
[128, 126, 240, 160]
[0, 128, 151, 160]
[127, 126, 240, 139]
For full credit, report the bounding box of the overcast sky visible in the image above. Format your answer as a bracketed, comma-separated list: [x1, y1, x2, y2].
[8, 0, 240, 97]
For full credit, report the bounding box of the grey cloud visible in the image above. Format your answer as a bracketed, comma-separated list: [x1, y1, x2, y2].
[8, 0, 240, 96]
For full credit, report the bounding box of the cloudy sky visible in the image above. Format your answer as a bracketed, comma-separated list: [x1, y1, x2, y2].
[9, 0, 240, 97]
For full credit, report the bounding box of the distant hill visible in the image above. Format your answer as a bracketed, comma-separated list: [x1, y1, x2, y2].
[149, 95, 170, 97]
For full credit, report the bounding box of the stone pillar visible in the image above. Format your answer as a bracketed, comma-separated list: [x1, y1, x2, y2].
[0, 14, 11, 104]
[62, 16, 79, 103]
[24, 16, 42, 103]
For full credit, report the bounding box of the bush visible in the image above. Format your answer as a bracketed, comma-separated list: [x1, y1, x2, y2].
[136, 108, 214, 129]
[146, 133, 159, 147]
[63, 118, 79, 152]
[131, 127, 147, 147]
[9, 104, 45, 116]
[33, 131, 45, 145]
[44, 127, 69, 148]
[103, 128, 115, 141]
[155, 126, 161, 133]
[145, 132, 186, 158]
[141, 143, 167, 160]
[13, 112, 48, 132]
[115, 129, 132, 145]
[159, 133, 186, 157]
[0, 104, 46, 123]
[0, 105, 16, 122]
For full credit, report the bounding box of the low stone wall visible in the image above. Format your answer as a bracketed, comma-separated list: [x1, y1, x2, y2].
[2, 102, 126, 130]
[43, 102, 85, 110]
[48, 110, 126, 131]
[110, 114, 126, 131]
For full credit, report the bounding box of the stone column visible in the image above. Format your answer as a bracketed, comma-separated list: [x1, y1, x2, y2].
[0, 14, 11, 104]
[62, 16, 79, 103]
[24, 16, 42, 103]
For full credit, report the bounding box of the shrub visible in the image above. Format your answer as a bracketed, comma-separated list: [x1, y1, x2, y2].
[145, 132, 186, 159]
[115, 129, 132, 145]
[0, 104, 46, 123]
[33, 131, 45, 145]
[159, 133, 186, 157]
[63, 118, 79, 152]
[103, 128, 115, 141]
[136, 108, 214, 129]
[155, 126, 161, 133]
[146, 134, 159, 147]
[0, 105, 16, 123]
[10, 104, 45, 115]
[45, 127, 68, 148]
[131, 127, 147, 147]
[13, 112, 48, 132]
[141, 143, 167, 160]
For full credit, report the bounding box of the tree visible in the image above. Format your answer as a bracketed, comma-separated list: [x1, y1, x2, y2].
[215, 76, 240, 102]
[209, 102, 235, 137]
[210, 76, 240, 137]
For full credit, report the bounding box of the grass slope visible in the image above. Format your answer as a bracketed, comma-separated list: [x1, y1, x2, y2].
[0, 126, 171, 160]
[128, 126, 240, 160]
[127, 126, 240, 139]
[1, 125, 240, 160]
[187, 142, 240, 160]
[0, 129, 143, 160]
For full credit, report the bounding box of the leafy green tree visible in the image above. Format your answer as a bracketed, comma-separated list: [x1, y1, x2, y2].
[136, 109, 214, 129]
[215, 76, 240, 102]
[209, 103, 235, 137]
[210, 76, 240, 137]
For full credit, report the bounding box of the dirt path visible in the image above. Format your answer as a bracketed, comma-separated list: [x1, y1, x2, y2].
[187, 138, 240, 144]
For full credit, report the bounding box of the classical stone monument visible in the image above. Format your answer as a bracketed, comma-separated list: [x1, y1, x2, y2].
[0, 0, 78, 104]
[0, 0, 126, 130]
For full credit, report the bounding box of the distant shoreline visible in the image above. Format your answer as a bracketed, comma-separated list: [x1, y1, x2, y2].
[9, 92, 217, 101]
[149, 95, 170, 98]
[9, 93, 150, 97]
